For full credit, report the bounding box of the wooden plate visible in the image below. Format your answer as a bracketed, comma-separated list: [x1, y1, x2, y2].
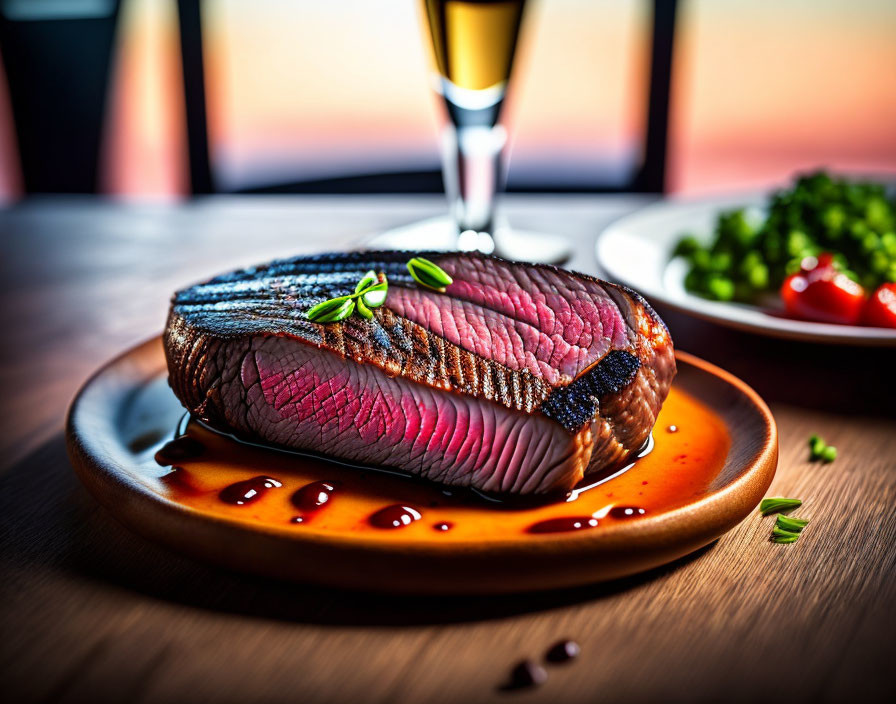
[66, 338, 777, 594]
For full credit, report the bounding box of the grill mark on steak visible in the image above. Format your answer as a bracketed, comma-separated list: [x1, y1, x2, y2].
[165, 251, 675, 495]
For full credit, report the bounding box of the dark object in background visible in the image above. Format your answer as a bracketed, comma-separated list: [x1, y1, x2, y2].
[509, 660, 548, 689]
[0, 0, 121, 193]
[546, 639, 581, 663]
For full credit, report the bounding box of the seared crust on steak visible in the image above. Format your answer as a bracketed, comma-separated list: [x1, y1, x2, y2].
[164, 251, 675, 494]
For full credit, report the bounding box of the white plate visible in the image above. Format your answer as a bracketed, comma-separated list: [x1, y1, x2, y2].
[596, 193, 896, 346]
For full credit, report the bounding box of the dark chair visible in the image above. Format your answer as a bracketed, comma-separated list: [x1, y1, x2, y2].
[0, 0, 122, 193]
[176, 0, 678, 196]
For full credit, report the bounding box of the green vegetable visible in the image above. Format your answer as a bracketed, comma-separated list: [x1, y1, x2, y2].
[759, 497, 802, 515]
[306, 272, 388, 323]
[673, 171, 896, 303]
[354, 270, 378, 294]
[360, 281, 388, 308]
[407, 257, 453, 291]
[771, 533, 801, 544]
[314, 298, 355, 323]
[305, 295, 352, 322]
[772, 525, 801, 540]
[355, 297, 373, 319]
[808, 433, 837, 462]
[776, 515, 809, 533]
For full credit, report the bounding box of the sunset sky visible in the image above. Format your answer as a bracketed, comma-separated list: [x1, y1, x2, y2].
[2, 0, 894, 199]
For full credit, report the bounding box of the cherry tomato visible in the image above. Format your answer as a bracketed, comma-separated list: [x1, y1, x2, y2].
[780, 254, 866, 325]
[861, 283, 896, 329]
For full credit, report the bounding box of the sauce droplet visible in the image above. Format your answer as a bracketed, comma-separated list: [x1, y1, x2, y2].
[160, 466, 202, 496]
[291, 480, 340, 512]
[546, 639, 581, 663]
[527, 517, 599, 534]
[219, 476, 282, 505]
[290, 516, 305, 524]
[369, 505, 422, 529]
[666, 425, 679, 433]
[609, 506, 647, 520]
[154, 436, 204, 465]
[509, 660, 547, 688]
[433, 521, 453, 532]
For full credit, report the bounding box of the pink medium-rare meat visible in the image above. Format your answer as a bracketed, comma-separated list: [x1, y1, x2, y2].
[164, 251, 675, 495]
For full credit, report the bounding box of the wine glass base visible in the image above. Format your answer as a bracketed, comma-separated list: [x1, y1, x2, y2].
[364, 216, 572, 265]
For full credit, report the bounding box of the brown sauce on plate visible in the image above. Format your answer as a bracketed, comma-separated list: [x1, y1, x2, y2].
[140, 387, 730, 541]
[291, 480, 340, 512]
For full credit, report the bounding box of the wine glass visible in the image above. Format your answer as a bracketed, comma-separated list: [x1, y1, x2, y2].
[369, 0, 571, 264]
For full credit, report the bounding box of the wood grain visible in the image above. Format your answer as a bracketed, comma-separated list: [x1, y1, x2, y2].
[1, 196, 894, 703]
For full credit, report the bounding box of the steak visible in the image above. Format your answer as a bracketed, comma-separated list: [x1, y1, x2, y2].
[164, 251, 675, 495]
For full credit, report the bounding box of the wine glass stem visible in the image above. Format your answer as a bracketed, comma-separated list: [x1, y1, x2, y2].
[441, 123, 506, 248]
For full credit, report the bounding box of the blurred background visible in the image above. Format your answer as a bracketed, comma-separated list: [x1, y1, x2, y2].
[0, 0, 894, 203]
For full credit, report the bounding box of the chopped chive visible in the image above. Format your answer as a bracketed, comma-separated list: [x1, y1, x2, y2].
[315, 298, 355, 323]
[776, 515, 809, 533]
[759, 497, 802, 515]
[771, 534, 800, 544]
[354, 270, 377, 295]
[361, 281, 388, 307]
[355, 297, 373, 319]
[808, 433, 826, 459]
[772, 525, 801, 540]
[820, 445, 837, 463]
[305, 295, 350, 322]
[307, 271, 388, 324]
[407, 257, 453, 291]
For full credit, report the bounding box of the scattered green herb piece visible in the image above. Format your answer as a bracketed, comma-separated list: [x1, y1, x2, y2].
[808, 433, 826, 459]
[776, 515, 809, 533]
[759, 497, 803, 515]
[772, 525, 801, 540]
[407, 257, 453, 292]
[771, 533, 800, 544]
[807, 433, 837, 462]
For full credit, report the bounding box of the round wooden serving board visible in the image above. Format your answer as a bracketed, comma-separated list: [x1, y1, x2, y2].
[66, 338, 777, 594]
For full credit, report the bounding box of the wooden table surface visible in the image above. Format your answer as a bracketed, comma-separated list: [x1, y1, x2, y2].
[1, 196, 894, 704]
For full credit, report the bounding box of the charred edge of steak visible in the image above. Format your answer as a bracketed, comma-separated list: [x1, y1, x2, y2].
[539, 350, 641, 432]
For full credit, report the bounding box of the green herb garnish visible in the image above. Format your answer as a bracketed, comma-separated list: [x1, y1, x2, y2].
[772, 525, 801, 540]
[771, 533, 800, 544]
[776, 515, 809, 533]
[305, 295, 353, 323]
[355, 297, 373, 319]
[407, 257, 453, 292]
[759, 497, 802, 515]
[306, 271, 388, 323]
[808, 433, 837, 462]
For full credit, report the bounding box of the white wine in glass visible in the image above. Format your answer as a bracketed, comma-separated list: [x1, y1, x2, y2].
[371, 0, 570, 263]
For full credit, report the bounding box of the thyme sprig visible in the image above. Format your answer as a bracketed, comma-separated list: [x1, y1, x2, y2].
[306, 270, 388, 323]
